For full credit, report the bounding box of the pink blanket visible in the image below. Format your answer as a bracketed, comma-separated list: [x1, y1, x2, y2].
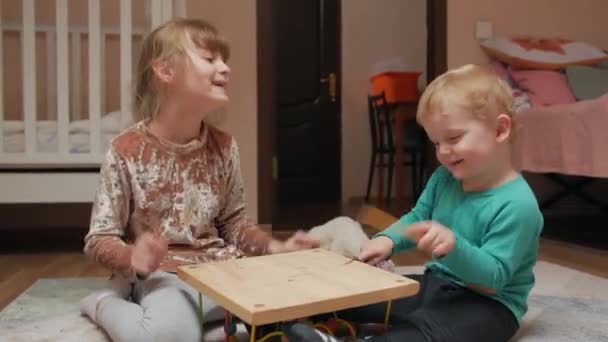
[512, 94, 608, 178]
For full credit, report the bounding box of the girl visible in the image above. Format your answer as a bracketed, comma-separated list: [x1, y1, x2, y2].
[80, 18, 318, 342]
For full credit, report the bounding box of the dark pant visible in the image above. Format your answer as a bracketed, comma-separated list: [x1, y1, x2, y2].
[334, 270, 519, 342]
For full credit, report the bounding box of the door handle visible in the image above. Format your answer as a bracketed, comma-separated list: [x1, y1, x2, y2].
[320, 72, 337, 102]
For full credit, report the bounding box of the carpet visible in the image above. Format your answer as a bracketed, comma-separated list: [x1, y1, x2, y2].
[0, 277, 249, 342]
[0, 261, 606, 341]
[394, 263, 608, 342]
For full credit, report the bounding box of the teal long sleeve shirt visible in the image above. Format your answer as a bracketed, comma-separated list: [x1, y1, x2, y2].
[377, 166, 543, 322]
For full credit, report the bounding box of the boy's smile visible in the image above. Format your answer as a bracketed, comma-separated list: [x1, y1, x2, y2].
[447, 158, 465, 172]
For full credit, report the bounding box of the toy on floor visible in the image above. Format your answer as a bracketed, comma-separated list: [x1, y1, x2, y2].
[223, 311, 390, 341]
[222, 215, 397, 342]
[306, 216, 395, 272]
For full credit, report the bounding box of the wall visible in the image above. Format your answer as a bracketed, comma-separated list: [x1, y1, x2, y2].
[191, 1, 428, 213]
[0, 0, 259, 220]
[1, 0, 148, 120]
[341, 0, 426, 201]
[447, 0, 608, 68]
[186, 0, 258, 220]
[341, 0, 608, 202]
[447, 0, 608, 210]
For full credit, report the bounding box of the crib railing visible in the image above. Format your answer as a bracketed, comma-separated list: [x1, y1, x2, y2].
[0, 0, 185, 167]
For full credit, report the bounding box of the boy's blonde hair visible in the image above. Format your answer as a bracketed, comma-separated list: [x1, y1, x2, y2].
[417, 64, 514, 124]
[133, 18, 229, 121]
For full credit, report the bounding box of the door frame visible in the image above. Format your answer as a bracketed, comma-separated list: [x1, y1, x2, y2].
[424, 0, 448, 172]
[256, 0, 447, 222]
[256, 0, 276, 223]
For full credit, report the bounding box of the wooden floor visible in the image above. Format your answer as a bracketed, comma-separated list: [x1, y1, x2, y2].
[1, 237, 605, 312]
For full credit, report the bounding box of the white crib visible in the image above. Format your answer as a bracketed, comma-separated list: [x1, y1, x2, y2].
[0, 0, 185, 203]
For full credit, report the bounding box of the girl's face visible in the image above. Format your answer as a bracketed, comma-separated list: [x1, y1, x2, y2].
[166, 44, 231, 113]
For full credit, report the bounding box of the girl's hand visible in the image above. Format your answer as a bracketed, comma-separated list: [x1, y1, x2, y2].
[130, 232, 168, 277]
[269, 230, 320, 254]
[405, 221, 455, 257]
[358, 236, 394, 266]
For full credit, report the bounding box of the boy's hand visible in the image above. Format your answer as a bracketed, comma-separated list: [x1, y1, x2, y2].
[269, 230, 320, 254]
[358, 236, 394, 266]
[405, 221, 455, 257]
[130, 232, 168, 277]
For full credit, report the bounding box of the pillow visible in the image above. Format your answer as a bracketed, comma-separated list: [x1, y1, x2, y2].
[69, 110, 131, 133]
[512, 88, 531, 113]
[508, 69, 576, 107]
[596, 59, 608, 69]
[565, 66, 608, 100]
[481, 36, 608, 70]
[2, 120, 25, 134]
[2, 112, 129, 134]
[2, 120, 59, 134]
[489, 60, 509, 79]
[488, 60, 522, 89]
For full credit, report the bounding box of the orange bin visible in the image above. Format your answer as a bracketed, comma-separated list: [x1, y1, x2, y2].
[371, 71, 421, 103]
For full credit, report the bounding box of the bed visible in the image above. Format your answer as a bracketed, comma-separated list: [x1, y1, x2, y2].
[478, 35, 608, 211]
[512, 94, 608, 210]
[2, 111, 121, 154]
[0, 0, 186, 204]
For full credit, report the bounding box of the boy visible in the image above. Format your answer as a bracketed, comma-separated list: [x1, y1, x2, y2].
[284, 64, 544, 341]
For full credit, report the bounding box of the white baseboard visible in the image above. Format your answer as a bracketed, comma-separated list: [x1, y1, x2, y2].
[0, 173, 99, 203]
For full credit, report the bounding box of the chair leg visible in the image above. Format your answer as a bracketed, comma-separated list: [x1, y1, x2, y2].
[365, 151, 377, 203]
[387, 153, 395, 207]
[378, 154, 386, 205]
[411, 152, 418, 203]
[418, 149, 427, 198]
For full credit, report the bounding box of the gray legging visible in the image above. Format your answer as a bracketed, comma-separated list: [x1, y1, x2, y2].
[96, 271, 224, 342]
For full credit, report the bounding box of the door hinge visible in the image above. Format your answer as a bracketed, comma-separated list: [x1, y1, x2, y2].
[272, 156, 278, 180]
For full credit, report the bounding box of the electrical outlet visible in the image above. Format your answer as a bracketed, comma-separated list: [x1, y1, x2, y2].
[476, 21, 493, 41]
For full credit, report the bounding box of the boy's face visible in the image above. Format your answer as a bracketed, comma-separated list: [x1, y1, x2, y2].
[422, 107, 508, 183]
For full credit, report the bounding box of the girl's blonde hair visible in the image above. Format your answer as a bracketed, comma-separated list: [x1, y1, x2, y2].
[132, 18, 229, 121]
[417, 64, 514, 125]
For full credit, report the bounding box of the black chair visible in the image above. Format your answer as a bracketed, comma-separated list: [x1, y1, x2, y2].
[365, 92, 428, 206]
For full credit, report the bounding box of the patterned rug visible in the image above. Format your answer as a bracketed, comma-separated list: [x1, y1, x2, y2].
[394, 263, 608, 342]
[0, 261, 606, 341]
[0, 278, 249, 342]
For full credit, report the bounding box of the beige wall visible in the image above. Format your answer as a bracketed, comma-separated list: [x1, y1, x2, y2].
[326, 0, 608, 203]
[341, 0, 426, 200]
[447, 0, 608, 68]
[195, 0, 429, 211]
[447, 0, 608, 208]
[2, 0, 429, 215]
[192, 0, 428, 214]
[1, 0, 148, 120]
[0, 0, 259, 220]
[187, 0, 258, 220]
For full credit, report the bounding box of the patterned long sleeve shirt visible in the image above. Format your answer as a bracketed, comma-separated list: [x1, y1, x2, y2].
[84, 121, 273, 276]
